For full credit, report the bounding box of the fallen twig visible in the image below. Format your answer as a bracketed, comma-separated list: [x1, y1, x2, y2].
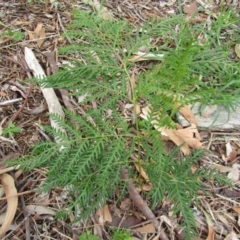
[6, 84, 33, 126]
[120, 167, 169, 240]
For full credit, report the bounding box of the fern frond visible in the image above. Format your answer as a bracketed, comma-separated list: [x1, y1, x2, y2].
[10, 8, 239, 239]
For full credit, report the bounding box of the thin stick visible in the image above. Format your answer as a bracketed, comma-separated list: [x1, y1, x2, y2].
[121, 167, 169, 240]
[6, 84, 33, 126]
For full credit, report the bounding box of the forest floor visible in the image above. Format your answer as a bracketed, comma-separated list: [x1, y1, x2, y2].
[0, 0, 240, 239]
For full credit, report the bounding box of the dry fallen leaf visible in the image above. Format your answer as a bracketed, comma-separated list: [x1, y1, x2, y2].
[0, 91, 6, 97]
[232, 206, 240, 227]
[203, 209, 215, 240]
[175, 123, 203, 149]
[232, 206, 240, 214]
[134, 162, 149, 181]
[177, 104, 198, 126]
[163, 127, 191, 155]
[206, 226, 215, 240]
[140, 105, 202, 155]
[226, 142, 237, 161]
[134, 223, 156, 233]
[95, 204, 112, 225]
[0, 173, 18, 238]
[235, 44, 240, 58]
[183, 1, 198, 17]
[120, 198, 131, 211]
[28, 23, 46, 47]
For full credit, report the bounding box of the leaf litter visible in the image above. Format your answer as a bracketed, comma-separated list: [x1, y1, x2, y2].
[0, 0, 240, 239]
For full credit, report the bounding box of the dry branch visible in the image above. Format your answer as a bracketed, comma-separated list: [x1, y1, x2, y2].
[121, 167, 169, 240]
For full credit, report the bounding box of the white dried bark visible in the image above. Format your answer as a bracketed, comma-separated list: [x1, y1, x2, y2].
[178, 102, 240, 130]
[24, 47, 65, 135]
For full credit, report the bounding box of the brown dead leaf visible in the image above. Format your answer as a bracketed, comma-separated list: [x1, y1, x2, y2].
[0, 91, 6, 97]
[0, 173, 18, 238]
[226, 142, 237, 162]
[134, 223, 156, 233]
[163, 127, 191, 155]
[141, 183, 153, 191]
[232, 206, 240, 214]
[232, 207, 240, 227]
[202, 208, 214, 240]
[127, 69, 137, 100]
[227, 150, 238, 162]
[95, 204, 112, 225]
[183, 1, 198, 17]
[134, 162, 149, 181]
[28, 23, 46, 47]
[120, 198, 131, 211]
[206, 226, 215, 240]
[177, 105, 198, 126]
[175, 123, 203, 149]
[140, 105, 202, 155]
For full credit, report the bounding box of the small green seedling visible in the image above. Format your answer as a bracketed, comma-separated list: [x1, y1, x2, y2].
[4, 29, 24, 42]
[79, 231, 99, 240]
[2, 123, 21, 137]
[112, 229, 132, 240]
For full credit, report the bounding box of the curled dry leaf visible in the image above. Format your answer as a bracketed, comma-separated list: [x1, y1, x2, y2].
[226, 142, 237, 162]
[175, 123, 203, 149]
[10, 85, 26, 98]
[0, 91, 7, 97]
[134, 162, 149, 181]
[0, 166, 19, 175]
[140, 105, 202, 155]
[202, 209, 214, 240]
[120, 198, 131, 211]
[232, 206, 240, 227]
[232, 206, 240, 214]
[95, 204, 112, 225]
[183, 1, 198, 17]
[177, 104, 198, 126]
[28, 23, 46, 47]
[141, 183, 153, 191]
[162, 127, 191, 155]
[0, 173, 18, 238]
